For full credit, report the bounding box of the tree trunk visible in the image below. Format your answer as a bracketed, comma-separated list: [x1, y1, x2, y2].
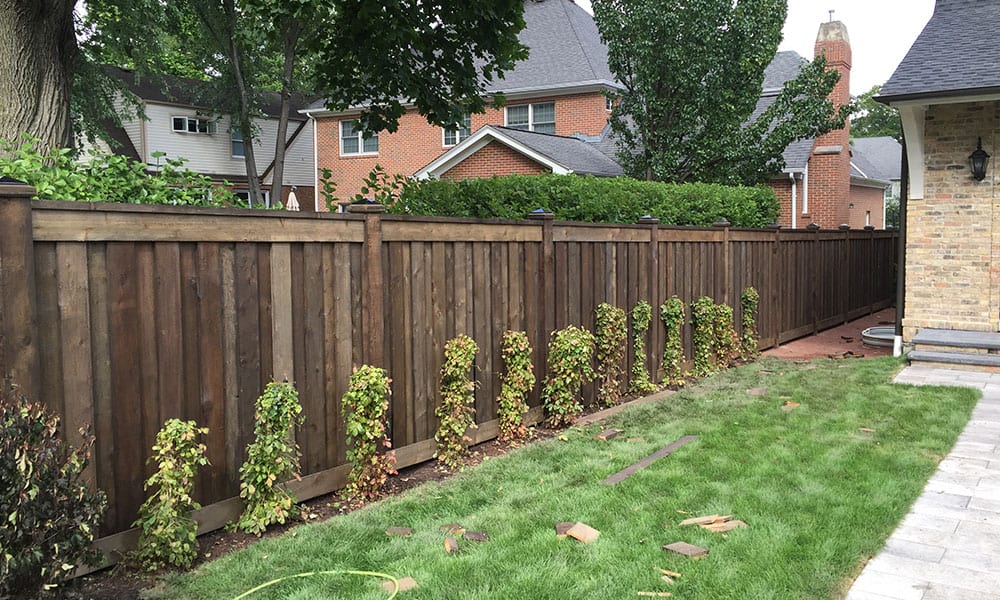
[223, 0, 263, 207]
[0, 0, 77, 153]
[270, 17, 300, 209]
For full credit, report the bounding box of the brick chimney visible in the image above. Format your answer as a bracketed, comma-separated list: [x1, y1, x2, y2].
[806, 20, 852, 228]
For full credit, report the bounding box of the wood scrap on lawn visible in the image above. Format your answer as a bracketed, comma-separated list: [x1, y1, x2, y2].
[678, 514, 748, 533]
[595, 428, 622, 441]
[385, 526, 414, 537]
[566, 522, 601, 543]
[662, 541, 708, 559]
[382, 577, 419, 593]
[602, 435, 698, 485]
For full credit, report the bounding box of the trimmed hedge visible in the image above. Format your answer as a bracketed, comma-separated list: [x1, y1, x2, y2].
[390, 174, 779, 227]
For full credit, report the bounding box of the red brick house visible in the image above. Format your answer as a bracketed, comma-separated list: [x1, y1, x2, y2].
[765, 21, 892, 229]
[303, 0, 622, 209]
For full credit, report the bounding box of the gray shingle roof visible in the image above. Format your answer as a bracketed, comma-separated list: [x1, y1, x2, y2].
[851, 137, 902, 181]
[494, 126, 624, 177]
[880, 1, 1000, 101]
[763, 51, 807, 90]
[487, 0, 618, 93]
[750, 53, 815, 171]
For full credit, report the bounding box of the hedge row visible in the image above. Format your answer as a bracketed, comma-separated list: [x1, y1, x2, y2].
[390, 174, 780, 227]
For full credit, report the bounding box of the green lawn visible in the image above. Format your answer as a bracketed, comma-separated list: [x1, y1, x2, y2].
[148, 357, 978, 600]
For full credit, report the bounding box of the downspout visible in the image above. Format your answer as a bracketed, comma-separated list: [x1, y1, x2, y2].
[894, 138, 909, 357]
[309, 113, 319, 212]
[802, 161, 810, 216]
[789, 171, 798, 229]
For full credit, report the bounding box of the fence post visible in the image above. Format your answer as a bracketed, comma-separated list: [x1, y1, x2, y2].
[865, 224, 876, 314]
[807, 222, 820, 335]
[840, 224, 851, 324]
[638, 216, 660, 376]
[348, 201, 386, 368]
[768, 223, 781, 347]
[713, 219, 732, 306]
[527, 209, 555, 338]
[0, 184, 39, 399]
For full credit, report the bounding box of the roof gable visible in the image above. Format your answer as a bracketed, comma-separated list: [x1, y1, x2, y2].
[851, 137, 902, 181]
[880, 1, 1000, 102]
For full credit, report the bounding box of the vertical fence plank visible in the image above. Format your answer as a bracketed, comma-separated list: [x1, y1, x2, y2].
[0, 191, 39, 398]
[197, 243, 227, 500]
[87, 244, 116, 528]
[153, 243, 183, 424]
[56, 243, 94, 484]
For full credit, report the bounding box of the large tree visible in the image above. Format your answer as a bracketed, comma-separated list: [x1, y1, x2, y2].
[852, 85, 902, 142]
[592, 0, 849, 185]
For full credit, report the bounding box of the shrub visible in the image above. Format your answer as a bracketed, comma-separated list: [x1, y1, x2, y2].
[714, 302, 740, 368]
[497, 331, 536, 443]
[629, 301, 658, 395]
[234, 381, 305, 535]
[435, 335, 480, 468]
[660, 297, 686, 386]
[594, 303, 627, 406]
[340, 366, 397, 507]
[389, 174, 779, 227]
[0, 394, 106, 597]
[691, 296, 718, 377]
[0, 135, 244, 207]
[741, 287, 761, 360]
[541, 326, 596, 427]
[132, 419, 209, 571]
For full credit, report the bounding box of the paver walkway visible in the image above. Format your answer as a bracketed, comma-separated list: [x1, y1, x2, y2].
[846, 366, 1000, 600]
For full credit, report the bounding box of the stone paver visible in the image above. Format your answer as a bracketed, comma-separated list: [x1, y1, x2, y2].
[846, 366, 1000, 599]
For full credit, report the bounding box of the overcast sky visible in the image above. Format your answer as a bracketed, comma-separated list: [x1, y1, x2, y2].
[574, 0, 936, 95]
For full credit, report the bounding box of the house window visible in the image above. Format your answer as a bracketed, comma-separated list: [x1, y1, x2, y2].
[340, 120, 378, 155]
[443, 113, 472, 146]
[234, 189, 271, 208]
[505, 102, 556, 134]
[866, 211, 871, 227]
[171, 116, 215, 134]
[231, 127, 244, 158]
[606, 96, 614, 112]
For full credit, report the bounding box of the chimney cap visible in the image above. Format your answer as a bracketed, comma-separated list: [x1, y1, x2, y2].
[817, 20, 850, 45]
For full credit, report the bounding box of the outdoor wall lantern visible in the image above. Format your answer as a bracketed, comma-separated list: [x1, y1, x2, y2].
[970, 137, 990, 181]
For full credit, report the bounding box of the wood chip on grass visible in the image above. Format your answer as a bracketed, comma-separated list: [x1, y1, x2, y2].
[463, 531, 489, 542]
[602, 435, 698, 485]
[382, 577, 419, 593]
[678, 514, 748, 533]
[565, 522, 601, 543]
[555, 522, 576, 538]
[595, 428, 622, 441]
[662, 541, 708, 559]
[444, 536, 459, 553]
[781, 401, 800, 412]
[385, 527, 414, 537]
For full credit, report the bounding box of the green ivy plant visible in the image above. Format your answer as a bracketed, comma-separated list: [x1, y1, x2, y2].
[660, 296, 686, 386]
[714, 302, 740, 368]
[0, 135, 243, 207]
[541, 326, 596, 427]
[435, 335, 480, 468]
[234, 381, 305, 536]
[0, 393, 106, 597]
[340, 366, 397, 507]
[497, 331, 535, 443]
[741, 287, 761, 360]
[132, 419, 209, 571]
[629, 300, 658, 395]
[691, 296, 718, 377]
[594, 303, 627, 406]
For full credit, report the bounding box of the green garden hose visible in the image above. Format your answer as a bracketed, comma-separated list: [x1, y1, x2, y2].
[231, 569, 400, 599]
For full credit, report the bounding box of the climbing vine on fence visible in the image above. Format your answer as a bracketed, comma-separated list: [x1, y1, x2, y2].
[234, 381, 305, 536]
[595, 303, 627, 407]
[692, 296, 718, 377]
[133, 419, 209, 571]
[541, 326, 596, 427]
[497, 331, 535, 443]
[629, 301, 658, 395]
[741, 287, 761, 360]
[714, 302, 740, 368]
[660, 297, 686, 386]
[341, 366, 397, 507]
[435, 335, 479, 468]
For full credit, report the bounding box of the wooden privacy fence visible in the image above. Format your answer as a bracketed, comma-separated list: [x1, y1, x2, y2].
[0, 189, 896, 558]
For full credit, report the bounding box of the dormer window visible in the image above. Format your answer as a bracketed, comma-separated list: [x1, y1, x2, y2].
[172, 116, 216, 134]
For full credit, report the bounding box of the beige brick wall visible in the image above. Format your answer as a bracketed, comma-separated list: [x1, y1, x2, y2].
[903, 100, 1000, 338]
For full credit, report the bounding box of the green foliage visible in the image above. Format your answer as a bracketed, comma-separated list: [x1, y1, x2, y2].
[741, 287, 761, 360]
[435, 335, 480, 468]
[0, 394, 106, 597]
[0, 136, 242, 206]
[852, 85, 902, 142]
[319, 168, 340, 212]
[594, 303, 627, 407]
[497, 331, 536, 443]
[691, 296, 718, 377]
[659, 297, 686, 386]
[133, 419, 209, 571]
[629, 301, 658, 395]
[391, 174, 779, 227]
[593, 0, 850, 185]
[713, 302, 740, 368]
[353, 164, 408, 204]
[340, 366, 397, 507]
[235, 382, 305, 536]
[541, 326, 596, 427]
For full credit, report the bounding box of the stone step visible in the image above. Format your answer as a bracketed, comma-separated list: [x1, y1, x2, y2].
[912, 328, 1000, 351]
[909, 350, 1000, 369]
